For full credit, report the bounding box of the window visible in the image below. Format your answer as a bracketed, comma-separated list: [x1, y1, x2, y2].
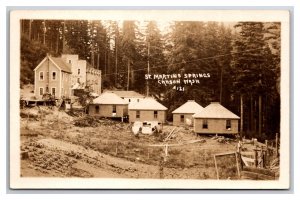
[95, 105, 100, 114]
[112, 105, 116, 113]
[77, 78, 80, 83]
[226, 120, 231, 130]
[137, 99, 140, 102]
[68, 60, 71, 64]
[39, 71, 44, 81]
[202, 119, 208, 129]
[180, 115, 184, 123]
[154, 111, 158, 119]
[129, 99, 131, 102]
[51, 87, 56, 96]
[46, 86, 49, 93]
[52, 71, 56, 80]
[78, 69, 80, 75]
[39, 87, 44, 96]
[136, 111, 140, 119]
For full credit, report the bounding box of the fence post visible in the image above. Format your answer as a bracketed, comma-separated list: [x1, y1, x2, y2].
[254, 149, 258, 168]
[159, 156, 164, 179]
[235, 152, 241, 178]
[214, 155, 219, 180]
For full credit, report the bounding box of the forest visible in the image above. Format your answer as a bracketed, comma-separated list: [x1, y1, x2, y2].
[20, 19, 281, 140]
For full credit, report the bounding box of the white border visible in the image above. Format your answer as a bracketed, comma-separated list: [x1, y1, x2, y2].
[10, 9, 290, 190]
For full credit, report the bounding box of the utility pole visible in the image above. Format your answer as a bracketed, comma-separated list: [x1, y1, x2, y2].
[147, 42, 150, 97]
[240, 94, 243, 138]
[219, 65, 223, 104]
[62, 20, 66, 53]
[28, 19, 33, 40]
[115, 36, 118, 86]
[42, 20, 46, 45]
[258, 67, 262, 137]
[127, 59, 130, 91]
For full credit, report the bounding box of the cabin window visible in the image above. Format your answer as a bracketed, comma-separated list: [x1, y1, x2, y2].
[180, 115, 184, 123]
[39, 87, 44, 96]
[154, 111, 158, 119]
[95, 105, 100, 114]
[202, 119, 208, 129]
[112, 105, 116, 113]
[226, 120, 231, 130]
[78, 69, 80, 75]
[51, 87, 56, 96]
[136, 111, 140, 119]
[52, 71, 56, 80]
[39, 71, 44, 81]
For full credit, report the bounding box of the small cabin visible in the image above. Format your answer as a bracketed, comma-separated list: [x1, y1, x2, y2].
[172, 100, 204, 126]
[193, 102, 240, 134]
[88, 92, 128, 118]
[128, 97, 167, 123]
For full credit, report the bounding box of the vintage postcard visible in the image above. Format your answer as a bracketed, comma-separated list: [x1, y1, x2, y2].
[10, 10, 290, 189]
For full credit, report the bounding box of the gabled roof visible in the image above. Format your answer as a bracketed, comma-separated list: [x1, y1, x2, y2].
[106, 90, 145, 98]
[193, 102, 240, 119]
[92, 92, 128, 105]
[50, 57, 72, 73]
[34, 56, 72, 73]
[129, 97, 167, 110]
[172, 100, 204, 114]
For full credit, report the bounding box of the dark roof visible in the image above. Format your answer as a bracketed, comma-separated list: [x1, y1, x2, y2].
[50, 57, 72, 73]
[193, 102, 240, 119]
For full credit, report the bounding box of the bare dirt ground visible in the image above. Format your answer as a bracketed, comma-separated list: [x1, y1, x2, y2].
[20, 107, 241, 180]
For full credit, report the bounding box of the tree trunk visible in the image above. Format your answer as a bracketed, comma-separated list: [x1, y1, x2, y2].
[258, 95, 262, 137]
[240, 94, 243, 138]
[28, 20, 32, 40]
[250, 94, 254, 132]
[127, 59, 130, 91]
[219, 65, 223, 104]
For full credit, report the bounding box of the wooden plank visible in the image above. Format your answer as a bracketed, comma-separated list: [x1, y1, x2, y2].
[241, 171, 275, 180]
[241, 151, 255, 156]
[243, 166, 276, 177]
[235, 152, 240, 178]
[214, 151, 236, 157]
[214, 155, 219, 180]
[241, 156, 254, 167]
[164, 127, 176, 141]
[148, 139, 204, 147]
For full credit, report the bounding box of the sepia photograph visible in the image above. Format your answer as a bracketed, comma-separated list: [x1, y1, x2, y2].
[10, 10, 290, 189]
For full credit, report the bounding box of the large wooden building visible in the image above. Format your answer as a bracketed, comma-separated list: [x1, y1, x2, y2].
[34, 55, 72, 99]
[172, 100, 203, 126]
[34, 54, 101, 100]
[128, 98, 167, 123]
[193, 102, 240, 134]
[88, 92, 128, 118]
